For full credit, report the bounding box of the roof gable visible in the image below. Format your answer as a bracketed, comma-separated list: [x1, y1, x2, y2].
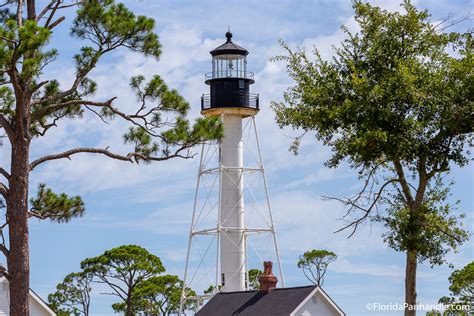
[290, 287, 345, 316]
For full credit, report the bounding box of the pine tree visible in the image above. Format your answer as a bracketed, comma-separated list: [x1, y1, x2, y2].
[81, 245, 166, 316]
[0, 1, 221, 314]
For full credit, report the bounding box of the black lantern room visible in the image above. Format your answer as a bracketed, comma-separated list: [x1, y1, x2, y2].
[201, 31, 259, 111]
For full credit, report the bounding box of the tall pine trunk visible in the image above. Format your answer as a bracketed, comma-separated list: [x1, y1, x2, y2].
[7, 140, 30, 315]
[404, 250, 417, 316]
[126, 289, 133, 316]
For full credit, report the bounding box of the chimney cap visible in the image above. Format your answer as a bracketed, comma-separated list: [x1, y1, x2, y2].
[258, 261, 278, 292]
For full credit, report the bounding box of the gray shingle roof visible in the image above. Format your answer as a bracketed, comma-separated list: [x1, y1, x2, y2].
[196, 286, 317, 316]
[210, 32, 249, 56]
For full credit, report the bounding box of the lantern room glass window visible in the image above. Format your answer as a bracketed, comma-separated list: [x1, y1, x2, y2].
[212, 54, 247, 79]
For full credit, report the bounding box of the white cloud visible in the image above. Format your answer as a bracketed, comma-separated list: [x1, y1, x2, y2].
[5, 1, 470, 314]
[332, 258, 404, 278]
[269, 190, 388, 257]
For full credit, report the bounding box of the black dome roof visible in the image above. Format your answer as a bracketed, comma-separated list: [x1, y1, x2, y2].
[210, 32, 249, 56]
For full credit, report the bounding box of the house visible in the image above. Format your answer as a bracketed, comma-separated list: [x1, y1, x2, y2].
[0, 277, 56, 316]
[196, 262, 345, 316]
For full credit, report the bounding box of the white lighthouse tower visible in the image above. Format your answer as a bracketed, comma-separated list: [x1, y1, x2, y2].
[180, 31, 283, 311]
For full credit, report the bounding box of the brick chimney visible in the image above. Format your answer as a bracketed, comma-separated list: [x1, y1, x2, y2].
[258, 261, 278, 292]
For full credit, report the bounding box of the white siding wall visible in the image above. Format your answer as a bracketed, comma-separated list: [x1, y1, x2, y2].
[30, 295, 52, 316]
[0, 278, 54, 315]
[294, 291, 340, 316]
[0, 282, 10, 315]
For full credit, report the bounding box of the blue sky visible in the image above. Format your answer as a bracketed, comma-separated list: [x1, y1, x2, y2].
[1, 0, 473, 315]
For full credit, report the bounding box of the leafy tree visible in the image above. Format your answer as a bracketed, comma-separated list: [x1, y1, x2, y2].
[425, 309, 469, 316]
[297, 249, 337, 286]
[203, 284, 221, 295]
[134, 274, 196, 315]
[439, 262, 474, 313]
[81, 245, 165, 316]
[205, 269, 262, 293]
[48, 271, 93, 316]
[0, 0, 221, 314]
[272, 1, 472, 314]
[248, 268, 262, 290]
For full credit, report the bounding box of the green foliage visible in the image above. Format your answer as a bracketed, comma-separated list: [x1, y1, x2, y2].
[297, 249, 337, 286]
[0, 86, 14, 115]
[123, 126, 160, 160]
[203, 284, 221, 295]
[0, 0, 222, 165]
[0, 0, 222, 314]
[29, 184, 85, 223]
[48, 271, 93, 316]
[122, 75, 223, 163]
[439, 262, 474, 311]
[449, 262, 474, 302]
[273, 1, 472, 171]
[272, 0, 472, 304]
[0, 0, 221, 146]
[72, 0, 161, 57]
[0, 15, 56, 90]
[81, 245, 165, 315]
[19, 20, 57, 80]
[130, 75, 188, 114]
[248, 269, 262, 290]
[133, 275, 196, 315]
[378, 177, 469, 266]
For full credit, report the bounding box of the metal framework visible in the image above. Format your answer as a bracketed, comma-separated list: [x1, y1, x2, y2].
[179, 116, 284, 314]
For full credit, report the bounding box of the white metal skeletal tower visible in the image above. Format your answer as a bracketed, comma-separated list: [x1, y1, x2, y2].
[180, 31, 284, 312]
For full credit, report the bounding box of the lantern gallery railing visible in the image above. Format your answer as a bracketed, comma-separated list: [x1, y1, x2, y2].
[205, 71, 254, 80]
[201, 93, 259, 110]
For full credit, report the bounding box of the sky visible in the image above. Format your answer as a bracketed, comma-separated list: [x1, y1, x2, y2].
[1, 0, 473, 315]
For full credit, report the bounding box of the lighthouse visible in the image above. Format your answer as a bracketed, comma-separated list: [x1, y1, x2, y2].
[180, 31, 283, 310]
[205, 30, 257, 292]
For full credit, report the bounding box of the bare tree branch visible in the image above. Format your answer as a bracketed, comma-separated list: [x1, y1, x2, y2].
[31, 80, 50, 93]
[329, 178, 398, 238]
[0, 182, 8, 199]
[29, 146, 193, 171]
[47, 16, 65, 30]
[0, 114, 14, 141]
[30, 147, 134, 170]
[27, 211, 45, 220]
[44, 0, 60, 27]
[0, 244, 9, 257]
[0, 36, 17, 46]
[57, 0, 83, 9]
[0, 1, 15, 8]
[0, 265, 9, 281]
[32, 59, 100, 106]
[16, 0, 23, 27]
[37, 0, 84, 24]
[434, 12, 474, 32]
[36, 0, 57, 22]
[0, 224, 9, 259]
[393, 160, 415, 207]
[32, 97, 117, 121]
[93, 279, 128, 301]
[414, 156, 429, 210]
[32, 97, 179, 141]
[84, 105, 110, 124]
